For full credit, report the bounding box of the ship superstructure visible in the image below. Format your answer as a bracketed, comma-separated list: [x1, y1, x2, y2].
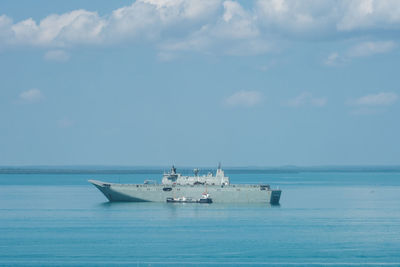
[162, 163, 229, 186]
[89, 165, 281, 204]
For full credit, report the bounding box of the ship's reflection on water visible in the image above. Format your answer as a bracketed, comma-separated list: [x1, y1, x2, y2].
[98, 201, 280, 220]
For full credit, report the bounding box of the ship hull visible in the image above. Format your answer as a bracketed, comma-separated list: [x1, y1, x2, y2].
[89, 180, 281, 204]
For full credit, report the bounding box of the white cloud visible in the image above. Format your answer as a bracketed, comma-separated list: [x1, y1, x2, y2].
[337, 0, 400, 31]
[255, 0, 325, 33]
[224, 90, 262, 107]
[353, 92, 398, 106]
[286, 92, 327, 107]
[324, 52, 340, 66]
[325, 40, 396, 66]
[0, 15, 12, 27]
[347, 41, 396, 57]
[0, 15, 13, 42]
[44, 49, 70, 62]
[9, 10, 106, 46]
[1, 0, 400, 57]
[19, 89, 43, 103]
[220, 1, 258, 39]
[2, 0, 221, 47]
[158, 0, 270, 57]
[255, 0, 400, 33]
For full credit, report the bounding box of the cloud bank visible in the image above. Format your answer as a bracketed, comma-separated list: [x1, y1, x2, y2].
[1, 0, 400, 57]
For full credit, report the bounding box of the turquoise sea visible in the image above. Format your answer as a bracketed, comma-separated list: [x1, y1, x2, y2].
[1, 170, 400, 266]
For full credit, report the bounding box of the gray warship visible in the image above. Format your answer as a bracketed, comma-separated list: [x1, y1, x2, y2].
[89, 164, 281, 204]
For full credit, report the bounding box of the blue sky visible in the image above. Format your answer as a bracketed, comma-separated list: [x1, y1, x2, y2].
[0, 0, 399, 166]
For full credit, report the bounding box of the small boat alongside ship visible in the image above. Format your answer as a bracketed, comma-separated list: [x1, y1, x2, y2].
[89, 164, 281, 204]
[166, 193, 213, 204]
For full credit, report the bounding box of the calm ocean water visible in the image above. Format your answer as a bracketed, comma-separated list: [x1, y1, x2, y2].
[1, 171, 400, 266]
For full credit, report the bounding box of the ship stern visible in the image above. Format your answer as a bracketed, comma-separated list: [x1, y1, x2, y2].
[270, 189, 281, 205]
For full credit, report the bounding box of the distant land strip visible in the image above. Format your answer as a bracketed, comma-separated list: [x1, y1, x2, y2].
[1, 166, 400, 174]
